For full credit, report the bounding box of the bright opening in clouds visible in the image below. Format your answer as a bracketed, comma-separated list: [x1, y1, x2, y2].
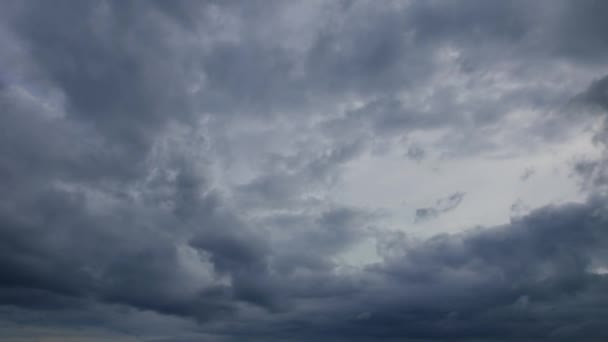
[1, 1, 608, 341]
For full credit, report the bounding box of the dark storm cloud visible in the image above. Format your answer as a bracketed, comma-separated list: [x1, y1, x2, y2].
[0, 0, 274, 323]
[1, 0, 608, 341]
[189, 199, 608, 342]
[13, 0, 197, 153]
[342, 200, 608, 341]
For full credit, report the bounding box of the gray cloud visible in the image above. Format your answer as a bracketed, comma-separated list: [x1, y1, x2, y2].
[415, 192, 466, 222]
[520, 167, 536, 181]
[1, 0, 608, 341]
[406, 145, 426, 162]
[571, 74, 608, 192]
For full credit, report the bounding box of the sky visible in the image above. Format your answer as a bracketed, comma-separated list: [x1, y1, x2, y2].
[1, 0, 608, 341]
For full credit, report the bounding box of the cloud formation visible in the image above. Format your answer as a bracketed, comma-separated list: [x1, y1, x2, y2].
[1, 1, 608, 341]
[415, 192, 466, 222]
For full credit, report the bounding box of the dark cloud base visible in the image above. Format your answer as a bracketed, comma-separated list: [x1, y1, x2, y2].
[1, 1, 608, 341]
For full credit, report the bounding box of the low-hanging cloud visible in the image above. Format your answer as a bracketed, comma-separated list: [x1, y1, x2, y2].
[1, 1, 608, 341]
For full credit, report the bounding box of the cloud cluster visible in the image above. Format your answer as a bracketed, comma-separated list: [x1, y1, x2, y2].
[1, 1, 608, 341]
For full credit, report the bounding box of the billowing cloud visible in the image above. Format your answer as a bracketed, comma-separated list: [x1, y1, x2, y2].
[1, 1, 608, 341]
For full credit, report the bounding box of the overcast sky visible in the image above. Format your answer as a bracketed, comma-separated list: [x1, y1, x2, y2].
[1, 1, 608, 341]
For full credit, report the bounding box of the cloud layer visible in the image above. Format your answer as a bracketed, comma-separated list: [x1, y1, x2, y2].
[1, 1, 608, 341]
